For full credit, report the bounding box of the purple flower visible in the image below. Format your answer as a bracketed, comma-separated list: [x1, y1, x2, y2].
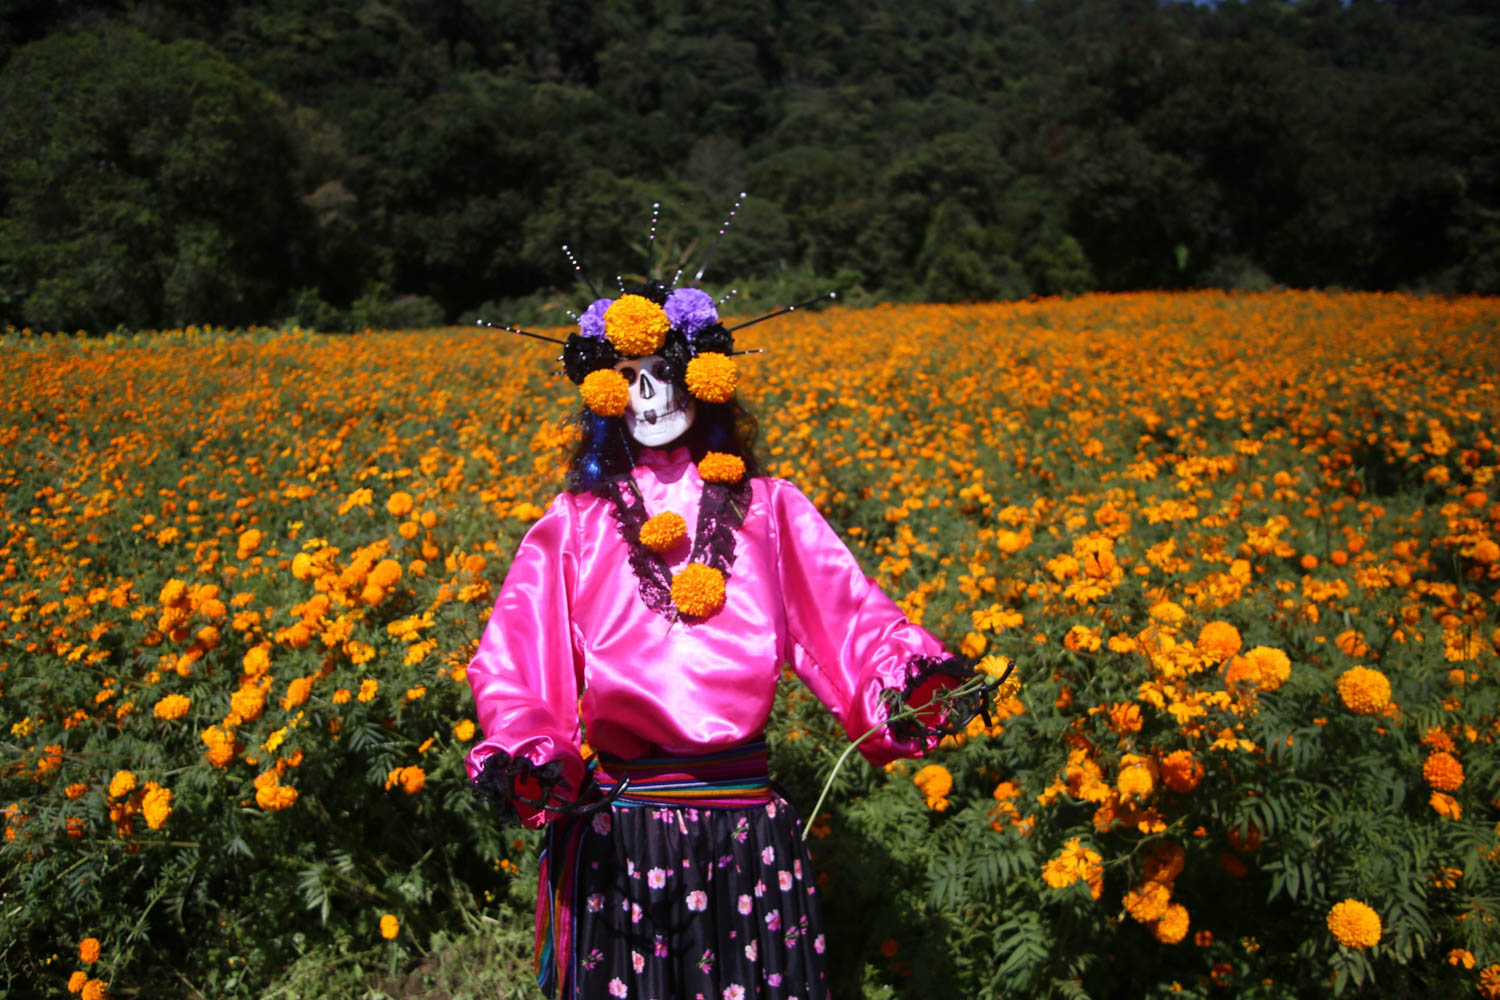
[664, 288, 718, 337]
[579, 297, 613, 339]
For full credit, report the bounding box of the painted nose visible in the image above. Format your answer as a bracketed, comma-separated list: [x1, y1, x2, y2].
[638, 373, 657, 400]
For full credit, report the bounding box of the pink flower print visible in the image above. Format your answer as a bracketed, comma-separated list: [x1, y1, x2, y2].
[647, 867, 667, 889]
[814, 934, 826, 954]
[765, 800, 777, 818]
[627, 859, 638, 878]
[793, 859, 803, 880]
[744, 940, 758, 962]
[631, 902, 643, 923]
[732, 817, 750, 843]
[587, 893, 604, 912]
[737, 894, 753, 915]
[723, 985, 746, 1000]
[778, 870, 794, 891]
[654, 935, 669, 957]
[754, 879, 767, 898]
[698, 948, 715, 973]
[608, 977, 628, 997]
[583, 948, 604, 970]
[768, 973, 783, 987]
[760, 846, 776, 865]
[765, 910, 782, 931]
[592, 812, 612, 835]
[784, 927, 800, 948]
[686, 890, 709, 912]
[632, 951, 646, 973]
[686, 807, 700, 821]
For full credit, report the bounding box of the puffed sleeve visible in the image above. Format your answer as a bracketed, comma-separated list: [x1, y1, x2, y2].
[465, 492, 587, 828]
[770, 480, 969, 768]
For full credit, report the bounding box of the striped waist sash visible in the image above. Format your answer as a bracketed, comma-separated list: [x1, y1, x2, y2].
[593, 738, 772, 808]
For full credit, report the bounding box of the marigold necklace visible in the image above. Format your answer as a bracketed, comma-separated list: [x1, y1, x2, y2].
[603, 452, 751, 621]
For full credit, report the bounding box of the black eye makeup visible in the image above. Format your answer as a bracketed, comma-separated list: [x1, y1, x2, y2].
[650, 360, 671, 380]
[618, 366, 637, 385]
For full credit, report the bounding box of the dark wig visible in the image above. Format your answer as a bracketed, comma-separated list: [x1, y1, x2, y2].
[564, 398, 763, 496]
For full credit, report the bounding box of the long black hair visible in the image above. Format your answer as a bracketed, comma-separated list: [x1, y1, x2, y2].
[564, 398, 762, 496]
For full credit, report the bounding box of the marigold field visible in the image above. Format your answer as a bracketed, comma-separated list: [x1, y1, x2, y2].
[3, 291, 1499, 999]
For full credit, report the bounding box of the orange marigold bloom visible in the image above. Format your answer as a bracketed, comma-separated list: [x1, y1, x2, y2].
[1041, 838, 1103, 898]
[698, 451, 746, 483]
[385, 765, 426, 794]
[1197, 621, 1242, 662]
[453, 719, 476, 741]
[231, 685, 266, 722]
[1160, 750, 1203, 793]
[369, 558, 402, 588]
[380, 913, 400, 940]
[358, 678, 379, 702]
[580, 368, 631, 417]
[387, 491, 414, 517]
[153, 693, 190, 721]
[80, 979, 108, 1000]
[141, 783, 172, 830]
[1326, 899, 1381, 949]
[1336, 666, 1391, 716]
[671, 563, 725, 618]
[68, 970, 88, 993]
[281, 676, 313, 711]
[1243, 646, 1291, 691]
[1150, 903, 1190, 944]
[1429, 791, 1462, 819]
[1117, 756, 1154, 800]
[1123, 880, 1172, 922]
[1107, 701, 1142, 734]
[1421, 727, 1456, 753]
[1143, 840, 1186, 884]
[1422, 751, 1464, 791]
[236, 528, 262, 559]
[64, 783, 88, 799]
[255, 781, 298, 811]
[912, 764, 953, 811]
[107, 770, 136, 799]
[1335, 629, 1371, 658]
[78, 937, 101, 963]
[638, 511, 688, 553]
[685, 353, 738, 403]
[604, 294, 669, 355]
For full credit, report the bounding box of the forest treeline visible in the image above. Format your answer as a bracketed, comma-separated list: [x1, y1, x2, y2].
[0, 0, 1497, 333]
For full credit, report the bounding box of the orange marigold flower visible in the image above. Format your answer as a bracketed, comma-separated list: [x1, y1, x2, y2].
[281, 676, 313, 711]
[369, 559, 402, 588]
[387, 491, 414, 517]
[1422, 751, 1464, 791]
[141, 783, 172, 830]
[1143, 840, 1186, 884]
[255, 781, 298, 811]
[1335, 629, 1371, 658]
[912, 764, 953, 811]
[237, 528, 262, 559]
[80, 979, 108, 1000]
[380, 913, 400, 940]
[1151, 903, 1190, 944]
[357, 678, 379, 702]
[1197, 621, 1242, 662]
[1447, 948, 1475, 970]
[1421, 727, 1456, 753]
[1123, 880, 1172, 922]
[68, 970, 88, 993]
[385, 765, 426, 794]
[1041, 838, 1103, 897]
[671, 563, 725, 618]
[1160, 750, 1203, 793]
[1430, 791, 1462, 819]
[231, 685, 266, 722]
[1326, 899, 1381, 949]
[580, 368, 631, 417]
[153, 693, 191, 721]
[685, 353, 738, 403]
[78, 937, 101, 963]
[64, 782, 88, 799]
[1244, 646, 1291, 692]
[604, 294, 669, 356]
[1117, 755, 1154, 800]
[698, 451, 746, 483]
[639, 511, 688, 553]
[1336, 666, 1391, 716]
[453, 719, 476, 741]
[107, 771, 136, 799]
[1107, 701, 1142, 734]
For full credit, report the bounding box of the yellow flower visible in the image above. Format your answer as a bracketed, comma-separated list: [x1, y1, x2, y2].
[1041, 838, 1103, 898]
[685, 353, 738, 403]
[68, 970, 88, 993]
[141, 783, 172, 830]
[231, 685, 266, 722]
[671, 563, 726, 618]
[78, 937, 101, 963]
[1197, 621, 1242, 662]
[1117, 755, 1154, 800]
[1429, 791, 1462, 819]
[1124, 880, 1172, 922]
[107, 770, 136, 799]
[1243, 646, 1291, 692]
[281, 676, 313, 711]
[380, 913, 400, 940]
[1326, 899, 1381, 949]
[80, 979, 108, 1000]
[580, 368, 630, 417]
[387, 491, 414, 516]
[604, 294, 669, 355]
[1336, 666, 1391, 716]
[236, 528, 262, 559]
[638, 511, 687, 553]
[698, 451, 746, 484]
[357, 678, 379, 702]
[453, 719, 476, 741]
[255, 781, 298, 811]
[153, 694, 191, 720]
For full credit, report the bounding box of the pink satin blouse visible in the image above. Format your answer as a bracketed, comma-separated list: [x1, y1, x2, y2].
[464, 445, 951, 826]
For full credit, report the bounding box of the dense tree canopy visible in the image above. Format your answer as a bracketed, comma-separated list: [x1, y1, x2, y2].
[1, 0, 1497, 331]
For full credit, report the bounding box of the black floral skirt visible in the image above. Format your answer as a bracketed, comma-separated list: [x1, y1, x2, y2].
[536, 741, 831, 1000]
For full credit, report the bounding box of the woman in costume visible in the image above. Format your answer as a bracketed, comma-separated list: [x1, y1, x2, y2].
[465, 209, 987, 999]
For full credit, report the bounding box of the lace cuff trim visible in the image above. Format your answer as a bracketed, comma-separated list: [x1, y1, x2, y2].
[879, 653, 982, 746]
[470, 749, 575, 827]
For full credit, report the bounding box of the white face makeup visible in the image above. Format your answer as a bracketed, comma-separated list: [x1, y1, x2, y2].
[615, 354, 696, 447]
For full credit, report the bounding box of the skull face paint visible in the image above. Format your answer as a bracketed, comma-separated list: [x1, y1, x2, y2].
[615, 355, 696, 447]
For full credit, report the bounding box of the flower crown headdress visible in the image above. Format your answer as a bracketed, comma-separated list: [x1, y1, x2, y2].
[481, 194, 835, 416]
